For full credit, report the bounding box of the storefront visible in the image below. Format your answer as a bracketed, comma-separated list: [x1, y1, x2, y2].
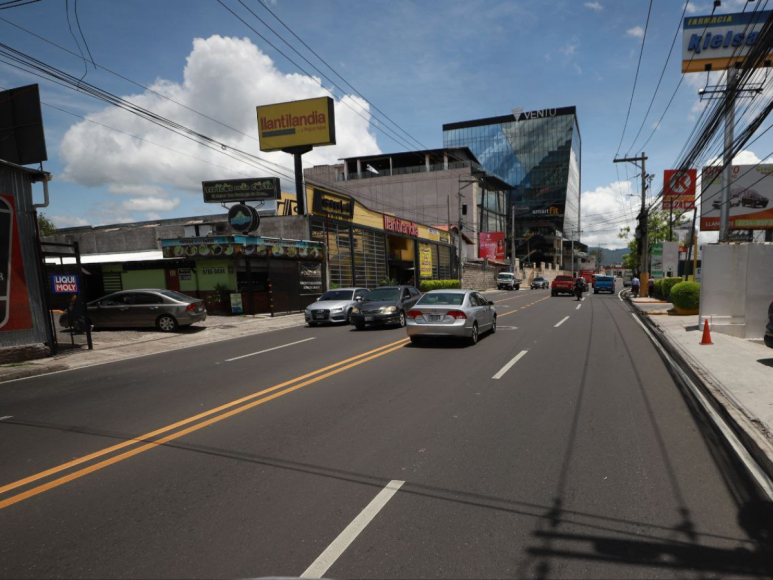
[160, 235, 325, 314]
[305, 182, 456, 288]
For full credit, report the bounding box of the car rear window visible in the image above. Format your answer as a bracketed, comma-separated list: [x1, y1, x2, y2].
[598, 276, 614, 281]
[417, 293, 465, 306]
[159, 290, 195, 302]
[555, 276, 573, 281]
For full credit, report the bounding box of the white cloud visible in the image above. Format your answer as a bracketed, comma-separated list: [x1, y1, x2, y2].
[59, 35, 381, 212]
[651, 120, 660, 130]
[581, 181, 639, 248]
[584, 1, 603, 11]
[146, 212, 163, 221]
[108, 184, 167, 197]
[50, 215, 89, 228]
[685, 2, 705, 15]
[573, 63, 582, 75]
[627, 26, 644, 38]
[121, 196, 181, 212]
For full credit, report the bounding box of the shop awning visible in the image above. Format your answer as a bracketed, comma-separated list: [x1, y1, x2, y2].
[44, 250, 164, 265]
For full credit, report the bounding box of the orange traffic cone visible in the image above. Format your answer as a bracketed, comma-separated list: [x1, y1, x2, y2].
[700, 319, 713, 345]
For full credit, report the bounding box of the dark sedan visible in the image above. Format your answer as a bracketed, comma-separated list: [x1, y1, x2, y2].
[87, 289, 207, 332]
[765, 299, 773, 349]
[350, 285, 421, 329]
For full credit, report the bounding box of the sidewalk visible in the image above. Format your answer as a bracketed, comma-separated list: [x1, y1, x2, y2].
[0, 313, 306, 384]
[629, 294, 773, 475]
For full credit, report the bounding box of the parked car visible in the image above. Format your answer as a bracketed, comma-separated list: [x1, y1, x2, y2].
[406, 289, 495, 345]
[497, 272, 521, 291]
[741, 190, 769, 209]
[593, 275, 616, 294]
[765, 299, 773, 349]
[531, 277, 549, 289]
[305, 287, 369, 326]
[86, 289, 206, 332]
[622, 273, 632, 287]
[350, 285, 421, 329]
[551, 275, 575, 296]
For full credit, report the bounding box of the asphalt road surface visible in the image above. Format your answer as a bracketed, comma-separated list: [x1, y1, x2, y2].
[1, 288, 772, 579]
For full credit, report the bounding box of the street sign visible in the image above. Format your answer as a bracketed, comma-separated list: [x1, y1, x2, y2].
[663, 169, 696, 210]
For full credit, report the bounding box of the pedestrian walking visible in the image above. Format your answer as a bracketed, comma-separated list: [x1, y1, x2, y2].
[631, 275, 640, 298]
[648, 277, 655, 298]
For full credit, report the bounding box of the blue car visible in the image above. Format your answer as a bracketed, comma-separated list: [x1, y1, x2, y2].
[593, 275, 616, 294]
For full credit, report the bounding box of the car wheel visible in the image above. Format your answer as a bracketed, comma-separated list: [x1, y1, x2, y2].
[410, 336, 423, 346]
[308, 322, 318, 327]
[552, 291, 557, 297]
[491, 316, 497, 334]
[156, 314, 178, 332]
[398, 311, 406, 328]
[354, 324, 365, 330]
[594, 289, 599, 294]
[345, 309, 352, 324]
[468, 322, 479, 345]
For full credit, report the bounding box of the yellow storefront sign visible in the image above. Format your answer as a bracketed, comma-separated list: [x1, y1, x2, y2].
[257, 97, 336, 152]
[419, 243, 433, 278]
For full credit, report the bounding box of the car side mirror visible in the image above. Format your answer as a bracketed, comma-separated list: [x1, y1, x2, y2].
[356, 297, 362, 302]
[488, 301, 495, 305]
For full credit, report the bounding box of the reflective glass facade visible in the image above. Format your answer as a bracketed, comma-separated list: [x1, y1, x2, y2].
[444, 107, 581, 264]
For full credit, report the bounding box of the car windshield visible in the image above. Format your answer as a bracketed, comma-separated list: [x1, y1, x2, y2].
[320, 290, 354, 301]
[417, 293, 465, 306]
[158, 290, 194, 302]
[364, 288, 400, 301]
[498, 274, 513, 279]
[534, 277, 545, 282]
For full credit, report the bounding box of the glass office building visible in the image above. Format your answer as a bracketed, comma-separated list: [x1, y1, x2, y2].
[443, 107, 581, 266]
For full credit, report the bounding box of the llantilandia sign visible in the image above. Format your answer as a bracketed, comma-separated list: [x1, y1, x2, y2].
[256, 97, 336, 152]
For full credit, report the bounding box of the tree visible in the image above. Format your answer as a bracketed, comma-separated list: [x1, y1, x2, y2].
[37, 212, 57, 237]
[618, 209, 689, 274]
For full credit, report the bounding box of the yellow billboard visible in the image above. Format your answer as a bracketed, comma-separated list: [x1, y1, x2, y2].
[256, 97, 336, 152]
[419, 243, 433, 278]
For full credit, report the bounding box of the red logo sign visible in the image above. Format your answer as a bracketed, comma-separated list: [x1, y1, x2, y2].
[479, 232, 505, 260]
[383, 215, 418, 237]
[663, 169, 696, 210]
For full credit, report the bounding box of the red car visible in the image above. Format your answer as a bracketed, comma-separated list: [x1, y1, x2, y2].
[551, 275, 575, 297]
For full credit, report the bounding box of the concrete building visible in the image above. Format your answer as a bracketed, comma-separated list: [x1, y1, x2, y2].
[303, 147, 511, 261]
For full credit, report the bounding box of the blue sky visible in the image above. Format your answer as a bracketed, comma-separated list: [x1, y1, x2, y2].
[1, 0, 768, 247]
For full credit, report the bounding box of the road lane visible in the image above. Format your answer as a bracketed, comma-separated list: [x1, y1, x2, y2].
[1, 289, 770, 578]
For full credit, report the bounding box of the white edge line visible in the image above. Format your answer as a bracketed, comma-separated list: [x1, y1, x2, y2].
[225, 337, 316, 362]
[492, 350, 528, 380]
[300, 480, 405, 579]
[0, 416, 12, 421]
[554, 316, 570, 328]
[0, 318, 308, 386]
[630, 312, 773, 500]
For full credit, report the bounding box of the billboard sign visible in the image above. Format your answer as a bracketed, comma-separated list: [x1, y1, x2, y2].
[202, 178, 279, 203]
[663, 169, 696, 210]
[701, 164, 773, 230]
[479, 232, 505, 260]
[682, 11, 772, 73]
[419, 243, 433, 278]
[256, 97, 336, 152]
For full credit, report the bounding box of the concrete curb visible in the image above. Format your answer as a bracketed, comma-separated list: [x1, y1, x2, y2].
[0, 363, 69, 382]
[629, 297, 773, 495]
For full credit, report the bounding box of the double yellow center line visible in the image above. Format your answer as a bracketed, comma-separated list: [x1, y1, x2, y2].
[498, 296, 551, 317]
[0, 337, 410, 511]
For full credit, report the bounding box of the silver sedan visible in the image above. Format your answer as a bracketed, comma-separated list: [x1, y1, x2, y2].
[305, 288, 369, 325]
[405, 289, 496, 345]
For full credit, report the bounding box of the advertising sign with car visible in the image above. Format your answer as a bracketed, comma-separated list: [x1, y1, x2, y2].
[701, 164, 773, 230]
[479, 232, 505, 260]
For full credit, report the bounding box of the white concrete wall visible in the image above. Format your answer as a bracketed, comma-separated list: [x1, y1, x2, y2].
[700, 243, 773, 339]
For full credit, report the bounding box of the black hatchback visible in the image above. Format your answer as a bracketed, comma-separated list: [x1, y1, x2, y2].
[350, 285, 421, 329]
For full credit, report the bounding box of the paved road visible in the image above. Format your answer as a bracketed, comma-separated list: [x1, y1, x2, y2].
[1, 288, 771, 578]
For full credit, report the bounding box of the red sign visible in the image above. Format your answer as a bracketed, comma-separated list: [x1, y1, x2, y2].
[663, 169, 696, 210]
[383, 215, 418, 237]
[0, 195, 33, 331]
[479, 232, 505, 260]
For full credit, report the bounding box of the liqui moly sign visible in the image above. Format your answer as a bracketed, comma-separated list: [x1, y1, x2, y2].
[51, 274, 79, 294]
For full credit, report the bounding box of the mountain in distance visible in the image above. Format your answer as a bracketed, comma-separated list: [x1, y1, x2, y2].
[588, 246, 630, 265]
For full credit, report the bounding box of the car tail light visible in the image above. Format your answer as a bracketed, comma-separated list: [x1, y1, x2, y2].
[446, 310, 467, 319]
[407, 310, 422, 319]
[186, 303, 197, 312]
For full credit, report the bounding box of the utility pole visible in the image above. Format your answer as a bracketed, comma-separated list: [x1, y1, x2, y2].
[510, 200, 516, 272]
[614, 152, 649, 292]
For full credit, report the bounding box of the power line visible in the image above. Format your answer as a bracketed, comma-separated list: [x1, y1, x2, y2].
[73, 0, 95, 70]
[615, 0, 653, 157]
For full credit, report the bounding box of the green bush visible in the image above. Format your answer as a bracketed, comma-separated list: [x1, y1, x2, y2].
[654, 279, 664, 299]
[670, 281, 701, 310]
[419, 279, 461, 292]
[661, 277, 683, 299]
